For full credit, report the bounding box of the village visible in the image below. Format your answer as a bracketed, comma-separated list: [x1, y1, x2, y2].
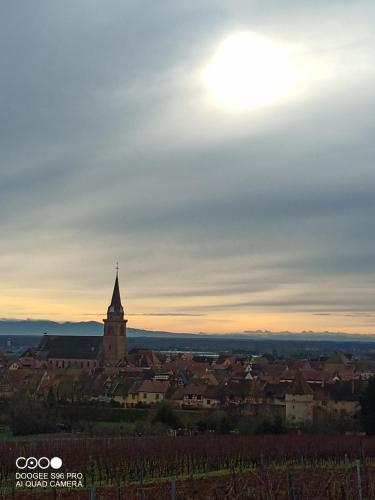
[0, 273, 371, 432]
[0, 344, 370, 429]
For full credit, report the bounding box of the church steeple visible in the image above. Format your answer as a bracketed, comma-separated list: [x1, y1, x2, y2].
[103, 265, 127, 364]
[108, 271, 123, 315]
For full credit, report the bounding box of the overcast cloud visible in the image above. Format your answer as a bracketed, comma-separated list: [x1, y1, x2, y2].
[1, 1, 375, 333]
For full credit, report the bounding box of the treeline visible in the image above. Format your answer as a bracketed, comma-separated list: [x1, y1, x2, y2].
[3, 375, 375, 437]
[0, 396, 287, 437]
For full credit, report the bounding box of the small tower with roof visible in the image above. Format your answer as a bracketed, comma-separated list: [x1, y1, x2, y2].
[285, 371, 314, 426]
[103, 266, 127, 364]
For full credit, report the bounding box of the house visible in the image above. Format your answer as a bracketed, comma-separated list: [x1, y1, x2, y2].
[314, 381, 360, 420]
[324, 352, 350, 372]
[126, 380, 170, 406]
[128, 349, 162, 369]
[223, 381, 252, 406]
[170, 381, 221, 409]
[5, 369, 46, 398]
[354, 361, 375, 380]
[216, 354, 236, 367]
[112, 379, 137, 405]
[8, 348, 45, 370]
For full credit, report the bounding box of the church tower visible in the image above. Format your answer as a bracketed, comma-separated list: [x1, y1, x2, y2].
[103, 269, 127, 364]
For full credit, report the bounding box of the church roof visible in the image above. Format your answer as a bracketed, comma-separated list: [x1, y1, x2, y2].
[38, 335, 102, 360]
[108, 273, 123, 313]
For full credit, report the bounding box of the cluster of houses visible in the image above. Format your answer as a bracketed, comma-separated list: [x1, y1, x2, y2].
[0, 346, 371, 427]
[0, 274, 371, 427]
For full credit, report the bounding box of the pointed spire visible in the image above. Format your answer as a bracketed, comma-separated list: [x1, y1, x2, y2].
[108, 266, 123, 314]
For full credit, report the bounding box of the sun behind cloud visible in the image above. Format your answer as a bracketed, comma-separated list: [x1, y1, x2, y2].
[202, 32, 304, 110]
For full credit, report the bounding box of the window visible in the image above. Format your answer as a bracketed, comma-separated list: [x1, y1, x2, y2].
[143, 393, 148, 399]
[197, 395, 202, 400]
[156, 394, 160, 400]
[132, 394, 136, 400]
[207, 400, 211, 405]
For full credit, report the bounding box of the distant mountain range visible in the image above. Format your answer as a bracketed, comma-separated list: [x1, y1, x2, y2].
[0, 319, 202, 339]
[1, 319, 375, 343]
[0, 320, 173, 338]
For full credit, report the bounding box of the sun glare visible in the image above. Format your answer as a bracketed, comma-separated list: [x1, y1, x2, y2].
[203, 33, 303, 110]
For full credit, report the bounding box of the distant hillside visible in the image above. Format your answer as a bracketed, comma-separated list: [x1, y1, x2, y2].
[0, 320, 102, 336]
[1, 320, 375, 343]
[0, 320, 186, 338]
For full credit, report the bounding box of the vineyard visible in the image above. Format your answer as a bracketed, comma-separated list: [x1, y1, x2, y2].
[1, 434, 375, 498]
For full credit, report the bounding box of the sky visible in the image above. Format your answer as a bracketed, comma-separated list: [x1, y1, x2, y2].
[1, 1, 375, 333]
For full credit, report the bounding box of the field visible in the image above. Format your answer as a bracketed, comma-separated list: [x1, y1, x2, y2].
[1, 434, 375, 498]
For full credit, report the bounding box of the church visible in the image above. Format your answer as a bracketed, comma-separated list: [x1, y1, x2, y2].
[35, 272, 127, 370]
